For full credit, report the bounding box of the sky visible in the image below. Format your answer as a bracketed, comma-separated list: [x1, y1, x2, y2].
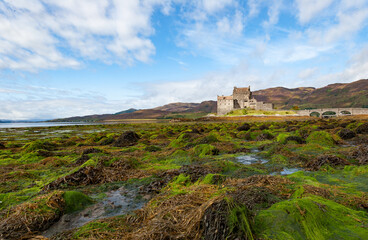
[1, 0, 368, 120]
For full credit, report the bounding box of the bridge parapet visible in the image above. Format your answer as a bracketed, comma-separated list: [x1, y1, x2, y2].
[297, 108, 368, 117]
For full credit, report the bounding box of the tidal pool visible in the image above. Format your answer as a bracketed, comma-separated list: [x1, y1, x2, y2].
[236, 154, 268, 165]
[43, 186, 148, 238]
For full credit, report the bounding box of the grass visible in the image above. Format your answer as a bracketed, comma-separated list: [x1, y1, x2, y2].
[161, 112, 209, 119]
[226, 109, 297, 116]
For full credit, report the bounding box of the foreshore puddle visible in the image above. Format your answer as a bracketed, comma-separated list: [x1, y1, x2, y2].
[271, 168, 302, 176]
[43, 186, 148, 238]
[236, 154, 302, 176]
[236, 154, 268, 165]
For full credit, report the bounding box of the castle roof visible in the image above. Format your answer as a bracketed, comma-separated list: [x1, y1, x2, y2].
[233, 87, 250, 94]
[218, 95, 233, 100]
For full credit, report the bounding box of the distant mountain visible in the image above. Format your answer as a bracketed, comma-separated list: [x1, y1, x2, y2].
[114, 108, 138, 115]
[0, 119, 48, 123]
[50, 101, 217, 122]
[153, 101, 217, 113]
[253, 79, 368, 109]
[153, 102, 199, 112]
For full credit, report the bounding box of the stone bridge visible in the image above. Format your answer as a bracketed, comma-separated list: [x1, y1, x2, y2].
[297, 108, 368, 117]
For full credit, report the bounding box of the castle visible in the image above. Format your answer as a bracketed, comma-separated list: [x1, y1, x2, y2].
[217, 86, 273, 115]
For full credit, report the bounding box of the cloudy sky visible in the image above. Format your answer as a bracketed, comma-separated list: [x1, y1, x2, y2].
[1, 0, 368, 120]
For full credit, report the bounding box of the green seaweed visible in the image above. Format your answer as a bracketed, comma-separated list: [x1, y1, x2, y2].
[255, 196, 368, 240]
[306, 131, 335, 147]
[63, 191, 94, 213]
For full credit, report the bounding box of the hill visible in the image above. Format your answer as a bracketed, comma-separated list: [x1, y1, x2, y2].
[114, 108, 138, 115]
[253, 79, 368, 109]
[51, 101, 217, 122]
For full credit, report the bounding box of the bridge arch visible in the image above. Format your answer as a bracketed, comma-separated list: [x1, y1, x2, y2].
[310, 111, 320, 117]
[340, 110, 352, 115]
[322, 111, 337, 118]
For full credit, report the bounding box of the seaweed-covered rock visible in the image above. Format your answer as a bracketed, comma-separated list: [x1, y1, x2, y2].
[192, 144, 219, 157]
[81, 147, 102, 155]
[284, 136, 306, 144]
[318, 124, 336, 130]
[306, 131, 335, 147]
[259, 124, 269, 130]
[44, 166, 103, 191]
[196, 134, 219, 144]
[23, 139, 57, 153]
[144, 145, 161, 152]
[284, 125, 296, 132]
[338, 128, 356, 140]
[140, 165, 216, 194]
[231, 186, 281, 211]
[140, 169, 180, 194]
[73, 148, 103, 166]
[179, 165, 214, 182]
[201, 199, 253, 240]
[0, 191, 65, 240]
[190, 128, 202, 134]
[237, 123, 251, 131]
[306, 154, 349, 170]
[169, 132, 200, 148]
[254, 196, 368, 240]
[351, 145, 368, 165]
[113, 131, 140, 147]
[227, 148, 251, 154]
[255, 133, 274, 141]
[356, 122, 368, 134]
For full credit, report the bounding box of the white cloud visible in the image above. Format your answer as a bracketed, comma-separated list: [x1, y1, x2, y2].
[176, 1, 249, 65]
[264, 43, 333, 65]
[0, 88, 24, 94]
[295, 0, 334, 23]
[179, 22, 251, 65]
[201, 0, 234, 14]
[318, 47, 368, 84]
[0, 0, 171, 71]
[322, 8, 368, 43]
[341, 0, 367, 9]
[0, 98, 124, 120]
[247, 0, 263, 17]
[263, 0, 282, 27]
[298, 67, 318, 79]
[216, 11, 244, 35]
[132, 62, 294, 109]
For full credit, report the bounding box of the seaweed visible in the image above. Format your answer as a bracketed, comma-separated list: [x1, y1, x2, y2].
[254, 196, 368, 240]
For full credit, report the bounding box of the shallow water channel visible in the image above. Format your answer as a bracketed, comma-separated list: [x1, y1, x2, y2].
[235, 154, 302, 175]
[43, 186, 148, 238]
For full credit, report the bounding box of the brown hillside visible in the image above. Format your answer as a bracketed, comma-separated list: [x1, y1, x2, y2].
[153, 102, 199, 112]
[107, 109, 169, 119]
[184, 101, 217, 113]
[252, 87, 315, 109]
[302, 79, 368, 108]
[252, 79, 368, 109]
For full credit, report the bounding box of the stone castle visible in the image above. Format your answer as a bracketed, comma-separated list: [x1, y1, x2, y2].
[217, 86, 273, 115]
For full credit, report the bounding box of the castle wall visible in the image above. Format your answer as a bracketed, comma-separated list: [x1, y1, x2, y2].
[255, 102, 273, 111]
[217, 98, 234, 115]
[217, 86, 273, 115]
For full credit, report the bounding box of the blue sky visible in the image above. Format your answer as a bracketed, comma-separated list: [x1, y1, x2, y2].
[1, 0, 368, 120]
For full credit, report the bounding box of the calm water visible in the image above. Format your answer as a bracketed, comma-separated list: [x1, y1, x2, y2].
[0, 122, 95, 128]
